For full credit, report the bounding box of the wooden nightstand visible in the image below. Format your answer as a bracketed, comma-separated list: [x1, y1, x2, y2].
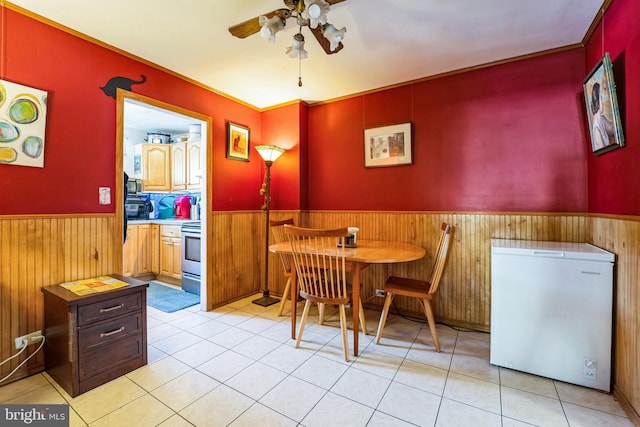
[41, 275, 148, 397]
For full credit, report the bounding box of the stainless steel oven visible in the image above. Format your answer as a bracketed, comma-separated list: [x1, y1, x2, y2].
[181, 222, 201, 295]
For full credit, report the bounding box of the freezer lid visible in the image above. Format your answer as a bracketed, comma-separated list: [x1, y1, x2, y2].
[491, 239, 615, 262]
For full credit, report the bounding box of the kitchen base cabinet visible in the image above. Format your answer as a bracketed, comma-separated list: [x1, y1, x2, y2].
[159, 225, 182, 280]
[123, 224, 151, 277]
[150, 224, 160, 275]
[122, 225, 138, 277]
[41, 276, 148, 397]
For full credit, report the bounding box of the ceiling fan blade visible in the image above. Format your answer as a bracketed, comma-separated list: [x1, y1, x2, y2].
[310, 25, 344, 55]
[326, 0, 347, 4]
[228, 9, 291, 39]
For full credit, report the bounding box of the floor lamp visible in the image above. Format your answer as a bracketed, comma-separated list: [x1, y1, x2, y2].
[253, 144, 286, 307]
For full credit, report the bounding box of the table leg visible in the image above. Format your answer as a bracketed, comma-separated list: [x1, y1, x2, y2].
[290, 270, 297, 339]
[352, 265, 361, 357]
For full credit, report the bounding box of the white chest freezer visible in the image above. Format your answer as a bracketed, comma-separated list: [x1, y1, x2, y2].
[490, 239, 614, 392]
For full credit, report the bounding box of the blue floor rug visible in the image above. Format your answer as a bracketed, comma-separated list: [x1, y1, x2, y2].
[147, 281, 200, 313]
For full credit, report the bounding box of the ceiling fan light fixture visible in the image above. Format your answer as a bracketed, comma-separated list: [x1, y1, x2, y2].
[302, 0, 330, 29]
[286, 33, 308, 59]
[322, 23, 346, 52]
[259, 15, 285, 42]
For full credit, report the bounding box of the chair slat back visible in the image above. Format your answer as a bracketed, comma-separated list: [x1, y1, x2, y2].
[270, 218, 295, 273]
[428, 223, 453, 295]
[284, 225, 350, 302]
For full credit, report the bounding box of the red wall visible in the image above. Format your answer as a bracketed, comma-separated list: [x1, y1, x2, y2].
[585, 0, 640, 215]
[260, 103, 305, 210]
[307, 49, 589, 212]
[0, 8, 263, 214]
[5, 3, 635, 216]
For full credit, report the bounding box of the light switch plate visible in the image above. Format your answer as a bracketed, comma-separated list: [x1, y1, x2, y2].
[99, 187, 111, 205]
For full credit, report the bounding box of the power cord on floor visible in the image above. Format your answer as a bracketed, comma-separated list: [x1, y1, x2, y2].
[390, 300, 486, 334]
[0, 335, 45, 384]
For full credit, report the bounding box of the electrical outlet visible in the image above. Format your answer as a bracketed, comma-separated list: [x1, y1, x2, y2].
[375, 289, 385, 297]
[15, 330, 43, 349]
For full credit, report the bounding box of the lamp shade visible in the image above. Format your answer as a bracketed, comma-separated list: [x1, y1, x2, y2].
[302, 0, 330, 29]
[255, 145, 285, 163]
[323, 24, 346, 52]
[259, 15, 285, 42]
[286, 33, 308, 59]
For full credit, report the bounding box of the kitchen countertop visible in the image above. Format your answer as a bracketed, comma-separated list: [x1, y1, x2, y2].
[127, 219, 200, 225]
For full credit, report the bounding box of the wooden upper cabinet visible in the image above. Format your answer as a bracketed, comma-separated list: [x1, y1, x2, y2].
[171, 142, 187, 191]
[142, 142, 200, 192]
[186, 140, 201, 190]
[142, 144, 171, 191]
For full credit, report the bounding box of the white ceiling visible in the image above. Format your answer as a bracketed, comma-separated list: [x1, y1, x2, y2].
[123, 100, 203, 135]
[11, 0, 603, 110]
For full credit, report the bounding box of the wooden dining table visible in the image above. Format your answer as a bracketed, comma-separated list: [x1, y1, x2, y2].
[269, 239, 426, 356]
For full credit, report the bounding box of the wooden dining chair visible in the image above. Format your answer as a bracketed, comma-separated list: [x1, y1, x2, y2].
[284, 225, 368, 361]
[375, 223, 453, 352]
[270, 218, 295, 316]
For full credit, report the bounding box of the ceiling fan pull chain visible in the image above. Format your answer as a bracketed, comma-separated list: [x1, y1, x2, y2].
[298, 24, 303, 87]
[298, 56, 303, 87]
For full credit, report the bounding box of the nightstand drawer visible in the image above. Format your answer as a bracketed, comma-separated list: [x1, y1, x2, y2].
[78, 334, 144, 382]
[78, 292, 142, 326]
[78, 313, 142, 352]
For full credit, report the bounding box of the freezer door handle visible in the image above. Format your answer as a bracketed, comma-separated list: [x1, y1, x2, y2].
[532, 250, 565, 257]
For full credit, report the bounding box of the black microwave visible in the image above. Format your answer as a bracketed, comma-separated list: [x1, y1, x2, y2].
[126, 178, 142, 194]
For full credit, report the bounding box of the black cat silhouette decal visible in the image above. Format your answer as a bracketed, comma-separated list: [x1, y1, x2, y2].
[100, 75, 147, 98]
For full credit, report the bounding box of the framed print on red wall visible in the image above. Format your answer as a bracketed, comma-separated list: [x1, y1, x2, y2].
[363, 122, 413, 168]
[583, 52, 625, 155]
[226, 121, 250, 161]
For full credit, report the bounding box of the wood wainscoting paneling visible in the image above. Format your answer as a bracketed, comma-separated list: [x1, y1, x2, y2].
[589, 216, 640, 424]
[304, 212, 587, 331]
[4, 210, 638, 423]
[0, 215, 116, 385]
[206, 211, 303, 309]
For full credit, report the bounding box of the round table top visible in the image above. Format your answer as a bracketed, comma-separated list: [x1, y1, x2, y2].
[269, 239, 425, 264]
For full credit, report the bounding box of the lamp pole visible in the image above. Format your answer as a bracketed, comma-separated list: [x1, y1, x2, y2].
[253, 144, 285, 307]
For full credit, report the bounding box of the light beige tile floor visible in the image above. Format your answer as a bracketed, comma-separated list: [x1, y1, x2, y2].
[1, 293, 635, 427]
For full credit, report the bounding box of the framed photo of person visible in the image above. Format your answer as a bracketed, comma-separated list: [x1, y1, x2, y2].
[583, 52, 625, 155]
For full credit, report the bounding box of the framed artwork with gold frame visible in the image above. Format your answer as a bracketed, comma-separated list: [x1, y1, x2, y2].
[226, 121, 250, 161]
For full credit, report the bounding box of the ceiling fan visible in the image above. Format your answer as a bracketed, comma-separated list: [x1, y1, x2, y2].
[228, 0, 347, 56]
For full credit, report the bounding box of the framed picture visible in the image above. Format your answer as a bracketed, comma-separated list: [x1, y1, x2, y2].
[0, 79, 48, 168]
[226, 121, 250, 161]
[583, 52, 625, 155]
[364, 122, 413, 168]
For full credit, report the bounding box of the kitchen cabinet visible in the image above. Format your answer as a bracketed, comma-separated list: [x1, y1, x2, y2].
[171, 142, 187, 190]
[142, 141, 200, 192]
[159, 225, 181, 279]
[41, 275, 148, 397]
[123, 224, 151, 277]
[150, 224, 159, 275]
[123, 225, 137, 277]
[137, 224, 151, 274]
[186, 140, 202, 190]
[142, 144, 171, 191]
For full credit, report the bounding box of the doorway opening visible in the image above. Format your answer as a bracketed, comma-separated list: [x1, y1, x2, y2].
[115, 90, 211, 310]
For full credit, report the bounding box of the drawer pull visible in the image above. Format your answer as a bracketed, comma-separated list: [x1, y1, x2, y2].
[100, 304, 124, 313]
[100, 327, 125, 337]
